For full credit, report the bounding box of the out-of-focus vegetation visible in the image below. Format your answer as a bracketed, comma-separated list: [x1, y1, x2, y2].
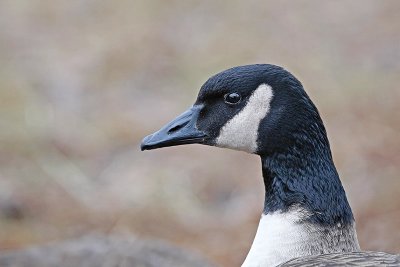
[0, 1, 399, 266]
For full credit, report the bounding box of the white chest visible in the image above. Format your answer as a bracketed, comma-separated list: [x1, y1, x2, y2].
[242, 211, 312, 267]
[241, 211, 359, 267]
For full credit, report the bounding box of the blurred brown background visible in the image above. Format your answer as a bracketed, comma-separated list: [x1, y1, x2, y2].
[0, 1, 399, 266]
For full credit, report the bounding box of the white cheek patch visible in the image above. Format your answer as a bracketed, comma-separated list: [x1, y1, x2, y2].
[216, 84, 273, 153]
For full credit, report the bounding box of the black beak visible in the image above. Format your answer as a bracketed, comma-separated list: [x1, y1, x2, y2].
[141, 105, 207, 151]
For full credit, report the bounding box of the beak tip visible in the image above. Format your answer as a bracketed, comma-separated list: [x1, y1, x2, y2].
[140, 134, 153, 151]
[140, 143, 146, 151]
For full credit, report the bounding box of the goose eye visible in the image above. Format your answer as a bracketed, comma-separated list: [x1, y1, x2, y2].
[224, 92, 241, 105]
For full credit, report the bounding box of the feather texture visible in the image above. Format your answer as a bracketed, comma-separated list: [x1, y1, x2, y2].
[279, 251, 400, 267]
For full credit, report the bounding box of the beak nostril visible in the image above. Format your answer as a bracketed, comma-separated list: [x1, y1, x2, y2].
[168, 121, 189, 134]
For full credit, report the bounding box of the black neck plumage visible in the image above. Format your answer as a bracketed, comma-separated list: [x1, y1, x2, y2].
[260, 127, 354, 226]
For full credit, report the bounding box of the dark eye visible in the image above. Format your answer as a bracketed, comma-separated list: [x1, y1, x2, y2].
[224, 92, 241, 105]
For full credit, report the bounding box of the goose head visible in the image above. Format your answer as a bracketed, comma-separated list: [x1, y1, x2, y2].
[141, 64, 319, 155]
[141, 64, 360, 266]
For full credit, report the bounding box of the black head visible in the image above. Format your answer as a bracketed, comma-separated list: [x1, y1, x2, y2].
[141, 64, 326, 157]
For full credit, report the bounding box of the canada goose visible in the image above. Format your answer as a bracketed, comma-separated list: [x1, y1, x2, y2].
[0, 235, 215, 267]
[141, 64, 400, 266]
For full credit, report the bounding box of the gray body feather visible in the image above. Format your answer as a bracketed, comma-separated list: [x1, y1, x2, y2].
[280, 251, 400, 267]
